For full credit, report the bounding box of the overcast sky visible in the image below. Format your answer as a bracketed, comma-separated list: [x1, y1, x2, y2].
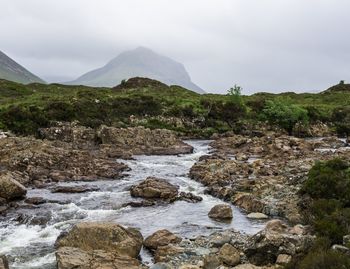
[0, 0, 349, 94]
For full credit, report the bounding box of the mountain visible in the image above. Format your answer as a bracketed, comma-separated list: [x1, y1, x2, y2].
[68, 47, 204, 93]
[0, 50, 45, 84]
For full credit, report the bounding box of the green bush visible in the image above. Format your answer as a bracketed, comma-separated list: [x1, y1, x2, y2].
[301, 158, 350, 205]
[262, 98, 309, 134]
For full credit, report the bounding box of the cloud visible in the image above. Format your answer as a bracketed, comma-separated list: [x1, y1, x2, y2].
[0, 0, 349, 93]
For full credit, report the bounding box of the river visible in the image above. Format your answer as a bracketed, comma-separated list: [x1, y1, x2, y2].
[0, 140, 265, 268]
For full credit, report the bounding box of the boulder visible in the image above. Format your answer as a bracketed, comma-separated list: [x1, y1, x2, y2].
[233, 194, 266, 214]
[154, 245, 184, 263]
[245, 220, 314, 266]
[178, 192, 203, 203]
[56, 222, 143, 259]
[276, 254, 292, 265]
[130, 177, 179, 201]
[56, 247, 142, 269]
[218, 243, 240, 266]
[0, 173, 27, 200]
[208, 204, 233, 221]
[144, 229, 182, 251]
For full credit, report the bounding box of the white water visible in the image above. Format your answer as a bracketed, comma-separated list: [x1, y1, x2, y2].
[0, 140, 265, 268]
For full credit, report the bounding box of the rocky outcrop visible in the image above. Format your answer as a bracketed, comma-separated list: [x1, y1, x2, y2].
[208, 204, 233, 221]
[245, 220, 314, 266]
[0, 136, 128, 187]
[130, 177, 179, 202]
[0, 172, 27, 200]
[98, 126, 193, 155]
[56, 222, 143, 269]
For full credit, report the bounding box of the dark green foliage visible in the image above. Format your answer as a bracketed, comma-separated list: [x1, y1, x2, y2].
[332, 106, 350, 136]
[302, 158, 350, 205]
[0, 105, 49, 135]
[262, 98, 309, 134]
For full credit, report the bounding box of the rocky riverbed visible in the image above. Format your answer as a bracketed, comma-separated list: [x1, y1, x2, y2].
[0, 124, 349, 269]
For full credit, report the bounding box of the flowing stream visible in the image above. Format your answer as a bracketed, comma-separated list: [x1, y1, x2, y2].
[0, 140, 265, 269]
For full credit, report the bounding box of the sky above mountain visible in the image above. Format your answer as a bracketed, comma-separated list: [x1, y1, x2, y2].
[0, 0, 349, 94]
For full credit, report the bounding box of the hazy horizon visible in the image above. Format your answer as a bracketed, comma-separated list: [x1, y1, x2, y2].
[1, 0, 349, 94]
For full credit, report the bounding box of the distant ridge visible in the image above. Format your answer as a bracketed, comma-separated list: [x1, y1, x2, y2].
[68, 47, 204, 93]
[0, 50, 45, 84]
[322, 81, 350, 93]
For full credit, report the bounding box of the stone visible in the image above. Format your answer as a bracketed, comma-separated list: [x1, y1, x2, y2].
[144, 229, 182, 251]
[130, 177, 179, 201]
[50, 185, 99, 193]
[151, 263, 173, 269]
[56, 222, 143, 259]
[233, 195, 266, 214]
[178, 192, 203, 203]
[0, 256, 9, 269]
[218, 243, 240, 266]
[343, 235, 350, 246]
[276, 254, 292, 265]
[208, 204, 233, 221]
[247, 213, 268, 219]
[0, 173, 27, 200]
[203, 255, 222, 269]
[154, 245, 184, 263]
[56, 247, 141, 269]
[179, 265, 201, 269]
[25, 197, 46, 205]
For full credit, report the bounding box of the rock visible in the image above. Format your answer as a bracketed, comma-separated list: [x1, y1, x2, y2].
[208, 204, 233, 221]
[154, 245, 184, 263]
[203, 255, 221, 269]
[56, 247, 141, 269]
[56, 222, 143, 259]
[0, 173, 27, 200]
[0, 256, 9, 269]
[25, 197, 46, 205]
[343, 234, 350, 246]
[218, 243, 240, 266]
[179, 265, 201, 269]
[130, 177, 179, 201]
[123, 200, 156, 207]
[247, 213, 268, 219]
[50, 185, 99, 193]
[245, 220, 314, 266]
[178, 192, 203, 203]
[98, 126, 193, 155]
[276, 254, 292, 265]
[144, 229, 182, 251]
[151, 263, 173, 269]
[233, 195, 266, 214]
[331, 244, 350, 254]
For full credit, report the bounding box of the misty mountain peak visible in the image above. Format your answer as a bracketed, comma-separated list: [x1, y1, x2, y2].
[69, 47, 204, 93]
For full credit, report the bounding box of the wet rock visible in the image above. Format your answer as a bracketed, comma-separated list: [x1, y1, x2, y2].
[151, 263, 173, 269]
[123, 200, 156, 207]
[56, 222, 143, 259]
[218, 243, 240, 266]
[50, 185, 99, 193]
[321, 137, 346, 148]
[0, 172, 27, 200]
[0, 256, 9, 269]
[247, 213, 268, 219]
[154, 245, 185, 263]
[25, 197, 47, 205]
[178, 192, 203, 203]
[130, 177, 179, 201]
[208, 204, 233, 221]
[144, 229, 182, 251]
[16, 211, 52, 226]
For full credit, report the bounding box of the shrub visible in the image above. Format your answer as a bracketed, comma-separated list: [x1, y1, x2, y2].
[262, 98, 309, 134]
[301, 158, 350, 205]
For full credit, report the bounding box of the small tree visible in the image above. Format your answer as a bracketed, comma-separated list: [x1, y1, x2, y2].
[227, 84, 244, 105]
